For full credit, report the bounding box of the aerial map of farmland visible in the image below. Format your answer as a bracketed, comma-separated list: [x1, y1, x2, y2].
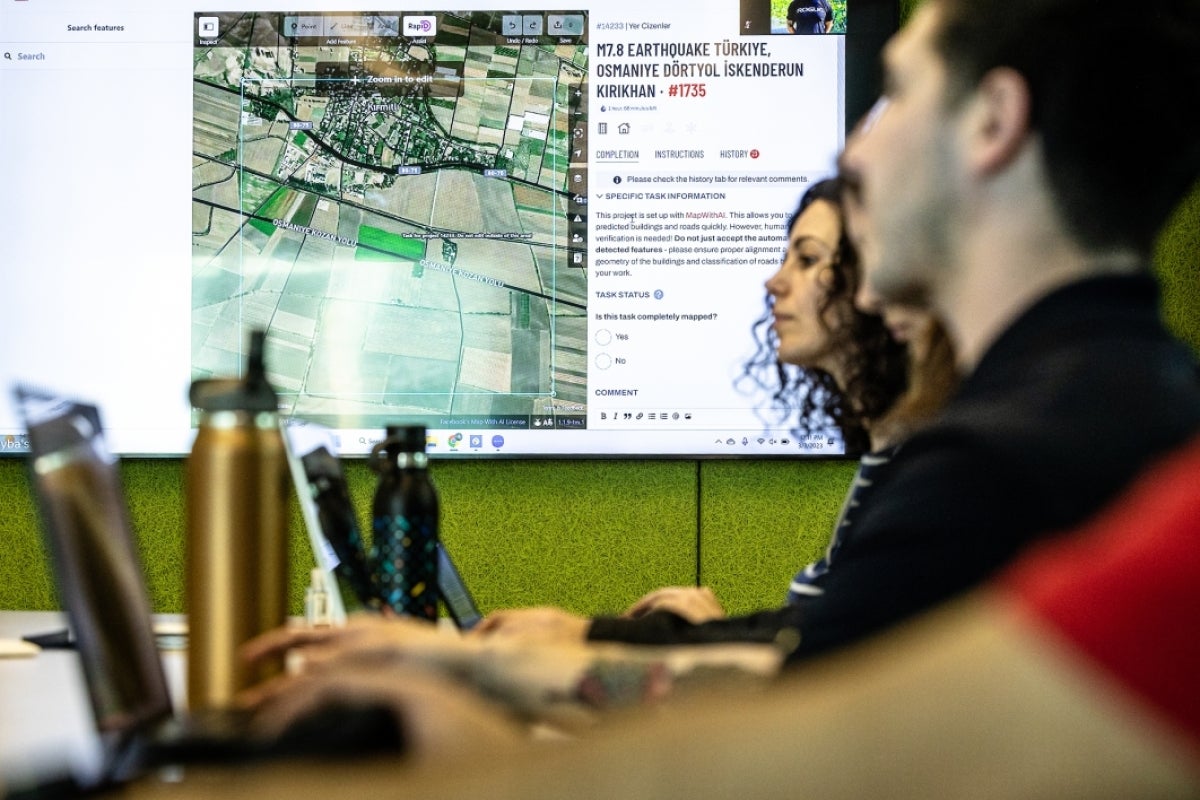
[191, 11, 588, 427]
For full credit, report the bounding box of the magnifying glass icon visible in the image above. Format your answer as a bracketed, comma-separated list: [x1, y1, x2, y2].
[3, 53, 11, 60]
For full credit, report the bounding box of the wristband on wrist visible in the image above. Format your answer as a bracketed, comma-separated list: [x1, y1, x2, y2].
[575, 659, 673, 709]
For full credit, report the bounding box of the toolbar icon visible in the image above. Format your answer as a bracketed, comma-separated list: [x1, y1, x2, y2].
[402, 15, 437, 37]
[523, 15, 544, 35]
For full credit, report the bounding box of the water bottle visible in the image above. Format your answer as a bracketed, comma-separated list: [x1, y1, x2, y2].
[185, 330, 289, 710]
[369, 425, 439, 620]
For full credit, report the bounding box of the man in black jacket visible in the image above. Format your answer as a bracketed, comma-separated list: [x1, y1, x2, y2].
[475, 0, 1200, 662]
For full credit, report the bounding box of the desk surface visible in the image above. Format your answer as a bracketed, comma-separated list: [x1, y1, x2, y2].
[0, 610, 186, 790]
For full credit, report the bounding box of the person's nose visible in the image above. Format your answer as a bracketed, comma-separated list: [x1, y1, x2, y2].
[855, 277, 882, 314]
[765, 265, 787, 297]
[840, 96, 888, 176]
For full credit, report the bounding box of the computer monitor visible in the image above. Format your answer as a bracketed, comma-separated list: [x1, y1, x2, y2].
[0, 0, 898, 458]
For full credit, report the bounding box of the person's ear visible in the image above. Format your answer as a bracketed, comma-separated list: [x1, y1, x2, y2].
[963, 67, 1031, 176]
[817, 264, 839, 290]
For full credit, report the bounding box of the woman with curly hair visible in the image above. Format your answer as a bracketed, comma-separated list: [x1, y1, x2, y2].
[743, 176, 909, 455]
[468, 179, 958, 637]
[626, 177, 958, 618]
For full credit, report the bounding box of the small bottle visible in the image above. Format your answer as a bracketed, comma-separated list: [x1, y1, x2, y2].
[305, 568, 332, 628]
[369, 425, 439, 620]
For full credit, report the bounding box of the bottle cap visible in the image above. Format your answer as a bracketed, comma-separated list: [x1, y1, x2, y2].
[189, 330, 278, 413]
[383, 424, 427, 452]
[369, 424, 428, 470]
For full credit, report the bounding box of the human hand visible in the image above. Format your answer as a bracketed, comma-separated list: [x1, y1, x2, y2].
[244, 613, 593, 721]
[471, 607, 591, 644]
[622, 586, 726, 623]
[242, 613, 481, 675]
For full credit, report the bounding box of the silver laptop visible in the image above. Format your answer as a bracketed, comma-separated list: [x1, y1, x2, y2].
[14, 387, 403, 791]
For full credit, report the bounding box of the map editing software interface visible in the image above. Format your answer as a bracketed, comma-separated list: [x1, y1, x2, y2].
[1, 2, 849, 456]
[193, 12, 589, 450]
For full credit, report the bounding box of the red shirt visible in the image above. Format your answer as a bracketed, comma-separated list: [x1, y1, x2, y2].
[1002, 435, 1200, 752]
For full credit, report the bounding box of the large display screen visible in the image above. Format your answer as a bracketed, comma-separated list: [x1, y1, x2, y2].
[0, 0, 895, 457]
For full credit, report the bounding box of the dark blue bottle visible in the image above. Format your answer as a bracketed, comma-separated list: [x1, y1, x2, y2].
[369, 425, 439, 620]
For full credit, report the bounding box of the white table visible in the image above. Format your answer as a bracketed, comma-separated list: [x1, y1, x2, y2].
[0, 610, 186, 791]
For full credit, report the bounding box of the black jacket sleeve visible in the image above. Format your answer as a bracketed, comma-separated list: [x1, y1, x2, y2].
[587, 431, 1037, 664]
[588, 604, 806, 649]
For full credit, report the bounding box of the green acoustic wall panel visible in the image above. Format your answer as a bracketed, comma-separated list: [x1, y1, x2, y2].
[0, 459, 53, 611]
[0, 459, 197, 612]
[697, 459, 858, 615]
[0, 456, 698, 618]
[1155, 184, 1200, 357]
[401, 459, 699, 617]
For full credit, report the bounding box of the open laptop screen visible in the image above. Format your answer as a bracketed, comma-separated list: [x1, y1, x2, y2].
[17, 387, 174, 738]
[286, 420, 484, 629]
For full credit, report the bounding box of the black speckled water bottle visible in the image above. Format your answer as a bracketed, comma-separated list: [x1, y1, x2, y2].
[369, 425, 439, 620]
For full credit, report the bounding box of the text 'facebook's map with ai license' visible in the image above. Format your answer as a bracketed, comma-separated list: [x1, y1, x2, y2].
[192, 11, 589, 429]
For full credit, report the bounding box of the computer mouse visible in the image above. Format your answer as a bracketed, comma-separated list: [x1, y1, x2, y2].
[268, 700, 408, 759]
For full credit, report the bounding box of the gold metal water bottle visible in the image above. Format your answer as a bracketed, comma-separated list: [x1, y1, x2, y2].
[185, 330, 289, 711]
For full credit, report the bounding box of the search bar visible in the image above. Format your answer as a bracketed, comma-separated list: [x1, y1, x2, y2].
[0, 41, 180, 70]
[6, 50, 47, 62]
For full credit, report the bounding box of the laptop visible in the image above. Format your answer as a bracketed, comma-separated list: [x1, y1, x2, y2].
[284, 421, 483, 630]
[14, 387, 274, 782]
[436, 541, 484, 631]
[14, 387, 404, 791]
